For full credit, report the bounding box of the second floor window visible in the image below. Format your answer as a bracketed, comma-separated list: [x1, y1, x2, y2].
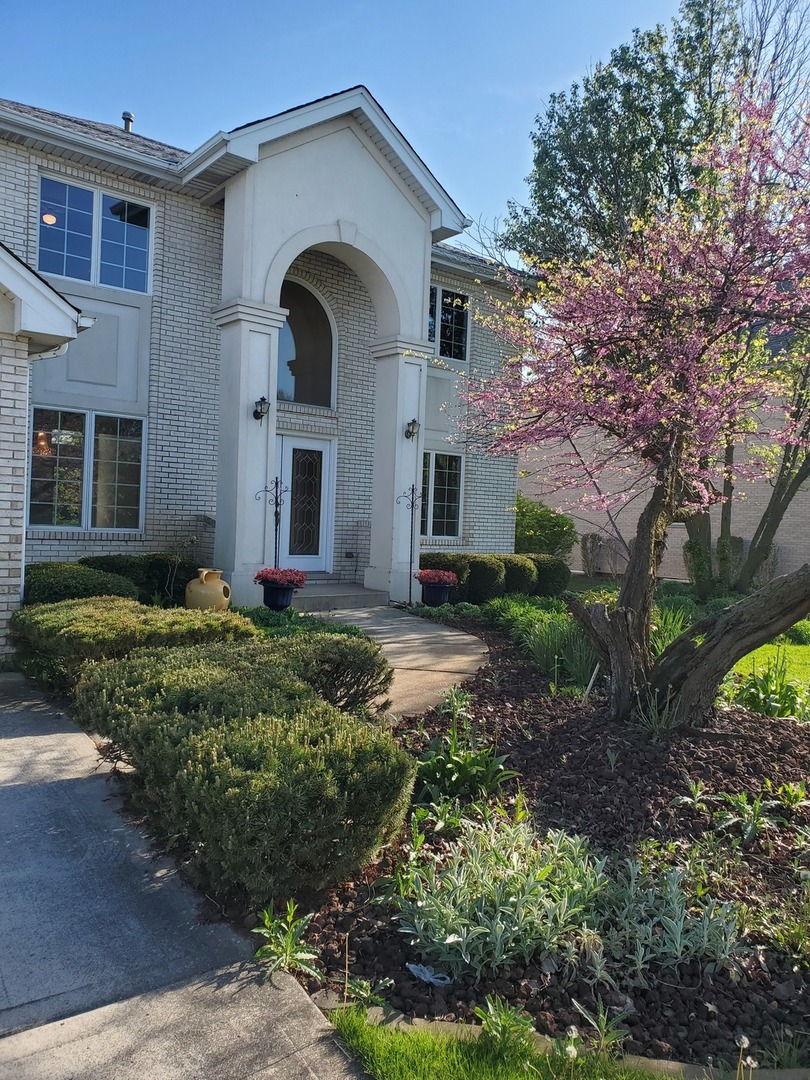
[38, 177, 151, 293]
[428, 286, 468, 362]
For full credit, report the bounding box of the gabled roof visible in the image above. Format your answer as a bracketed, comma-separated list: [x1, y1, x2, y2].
[0, 241, 90, 357]
[0, 88, 470, 241]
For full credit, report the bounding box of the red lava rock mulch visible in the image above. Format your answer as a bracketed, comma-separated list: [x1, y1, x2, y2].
[305, 629, 810, 1067]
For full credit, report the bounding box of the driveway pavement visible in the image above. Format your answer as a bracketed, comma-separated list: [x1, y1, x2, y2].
[0, 673, 363, 1079]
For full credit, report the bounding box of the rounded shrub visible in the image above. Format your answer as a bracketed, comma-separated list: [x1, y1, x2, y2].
[262, 633, 393, 712]
[466, 555, 506, 604]
[24, 562, 139, 605]
[657, 595, 700, 623]
[123, 702, 415, 904]
[514, 494, 577, 560]
[785, 618, 810, 645]
[499, 555, 538, 596]
[524, 554, 571, 596]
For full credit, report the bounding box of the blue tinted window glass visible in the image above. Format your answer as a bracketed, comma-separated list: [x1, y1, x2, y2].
[41, 177, 67, 206]
[100, 262, 124, 288]
[67, 185, 93, 212]
[123, 268, 146, 292]
[39, 225, 65, 254]
[38, 248, 64, 275]
[68, 231, 92, 259]
[101, 240, 125, 267]
[102, 196, 149, 292]
[65, 254, 91, 280]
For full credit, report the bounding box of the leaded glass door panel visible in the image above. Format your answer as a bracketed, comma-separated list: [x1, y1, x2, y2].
[276, 436, 333, 571]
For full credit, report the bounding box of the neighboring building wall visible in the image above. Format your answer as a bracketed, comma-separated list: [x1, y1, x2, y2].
[0, 324, 28, 660]
[0, 140, 223, 567]
[522, 454, 810, 583]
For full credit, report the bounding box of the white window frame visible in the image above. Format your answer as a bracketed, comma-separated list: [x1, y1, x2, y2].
[421, 449, 464, 539]
[277, 276, 338, 411]
[428, 284, 470, 365]
[37, 174, 154, 294]
[28, 405, 147, 533]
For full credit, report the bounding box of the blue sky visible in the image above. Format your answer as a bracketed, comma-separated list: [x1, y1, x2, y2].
[5, 0, 681, 234]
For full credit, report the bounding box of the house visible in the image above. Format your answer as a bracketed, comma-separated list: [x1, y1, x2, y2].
[0, 88, 518, 657]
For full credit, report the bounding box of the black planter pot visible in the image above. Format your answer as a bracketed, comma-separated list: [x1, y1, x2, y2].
[262, 583, 295, 610]
[421, 582, 452, 607]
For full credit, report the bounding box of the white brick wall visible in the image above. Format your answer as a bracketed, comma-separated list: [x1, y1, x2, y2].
[0, 142, 224, 568]
[0, 333, 29, 660]
[1, 136, 518, 593]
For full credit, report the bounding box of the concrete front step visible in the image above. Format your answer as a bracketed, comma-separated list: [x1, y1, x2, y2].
[292, 582, 389, 612]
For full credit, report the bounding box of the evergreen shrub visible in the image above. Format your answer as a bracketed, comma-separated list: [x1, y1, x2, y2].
[10, 596, 258, 694]
[24, 562, 139, 605]
[524, 554, 571, 595]
[499, 554, 538, 595]
[79, 552, 199, 604]
[466, 555, 506, 604]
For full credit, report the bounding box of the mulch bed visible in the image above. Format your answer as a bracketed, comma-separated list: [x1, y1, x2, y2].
[303, 627, 810, 1066]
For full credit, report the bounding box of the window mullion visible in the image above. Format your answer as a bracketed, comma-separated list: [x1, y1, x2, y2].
[84, 411, 95, 529]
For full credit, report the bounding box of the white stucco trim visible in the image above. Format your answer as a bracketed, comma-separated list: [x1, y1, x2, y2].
[0, 242, 85, 356]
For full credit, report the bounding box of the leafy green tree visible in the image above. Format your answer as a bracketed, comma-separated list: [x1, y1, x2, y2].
[514, 493, 576, 560]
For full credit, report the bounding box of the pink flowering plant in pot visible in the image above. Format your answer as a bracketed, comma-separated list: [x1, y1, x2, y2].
[414, 568, 457, 608]
[414, 569, 458, 587]
[254, 567, 307, 611]
[254, 568, 307, 588]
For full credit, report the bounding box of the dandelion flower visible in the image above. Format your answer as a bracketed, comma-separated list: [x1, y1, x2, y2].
[565, 1045, 578, 1060]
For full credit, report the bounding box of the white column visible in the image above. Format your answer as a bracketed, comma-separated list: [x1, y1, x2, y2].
[364, 338, 429, 603]
[212, 298, 288, 606]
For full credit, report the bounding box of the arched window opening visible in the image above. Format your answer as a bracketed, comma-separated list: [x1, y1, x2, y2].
[277, 280, 333, 407]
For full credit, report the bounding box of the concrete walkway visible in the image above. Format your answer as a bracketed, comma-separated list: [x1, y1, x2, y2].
[0, 609, 486, 1076]
[326, 605, 489, 715]
[0, 673, 363, 1079]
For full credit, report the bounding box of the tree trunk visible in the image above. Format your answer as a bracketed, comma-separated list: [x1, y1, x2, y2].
[650, 563, 810, 722]
[569, 478, 674, 723]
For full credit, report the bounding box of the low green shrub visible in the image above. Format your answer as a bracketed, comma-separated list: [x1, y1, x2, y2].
[784, 618, 810, 645]
[148, 705, 415, 903]
[499, 555, 538, 596]
[79, 552, 199, 604]
[702, 595, 740, 615]
[467, 555, 506, 604]
[419, 553, 470, 602]
[24, 562, 139, 605]
[237, 606, 362, 637]
[656, 580, 695, 599]
[729, 651, 809, 721]
[74, 639, 318, 742]
[524, 554, 571, 596]
[10, 596, 259, 694]
[656, 595, 700, 623]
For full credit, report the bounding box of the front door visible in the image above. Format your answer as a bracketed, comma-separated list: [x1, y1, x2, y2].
[275, 435, 334, 572]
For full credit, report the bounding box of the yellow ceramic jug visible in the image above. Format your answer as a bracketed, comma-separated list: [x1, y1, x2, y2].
[185, 567, 231, 610]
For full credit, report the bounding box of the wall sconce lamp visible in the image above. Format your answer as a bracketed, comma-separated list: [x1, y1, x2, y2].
[253, 396, 270, 423]
[404, 418, 420, 440]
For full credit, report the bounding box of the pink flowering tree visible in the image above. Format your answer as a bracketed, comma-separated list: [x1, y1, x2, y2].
[466, 92, 810, 724]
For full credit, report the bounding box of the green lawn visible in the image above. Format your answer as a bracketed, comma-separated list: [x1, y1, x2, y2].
[332, 1008, 660, 1080]
[734, 643, 810, 685]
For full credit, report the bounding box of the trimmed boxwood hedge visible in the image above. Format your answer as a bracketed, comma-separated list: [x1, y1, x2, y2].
[499, 554, 539, 596]
[523, 553, 571, 596]
[10, 596, 259, 694]
[74, 638, 411, 904]
[466, 555, 506, 604]
[79, 552, 199, 604]
[24, 562, 139, 605]
[419, 552, 570, 603]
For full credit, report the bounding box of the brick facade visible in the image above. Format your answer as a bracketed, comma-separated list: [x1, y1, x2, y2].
[0, 330, 29, 660]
